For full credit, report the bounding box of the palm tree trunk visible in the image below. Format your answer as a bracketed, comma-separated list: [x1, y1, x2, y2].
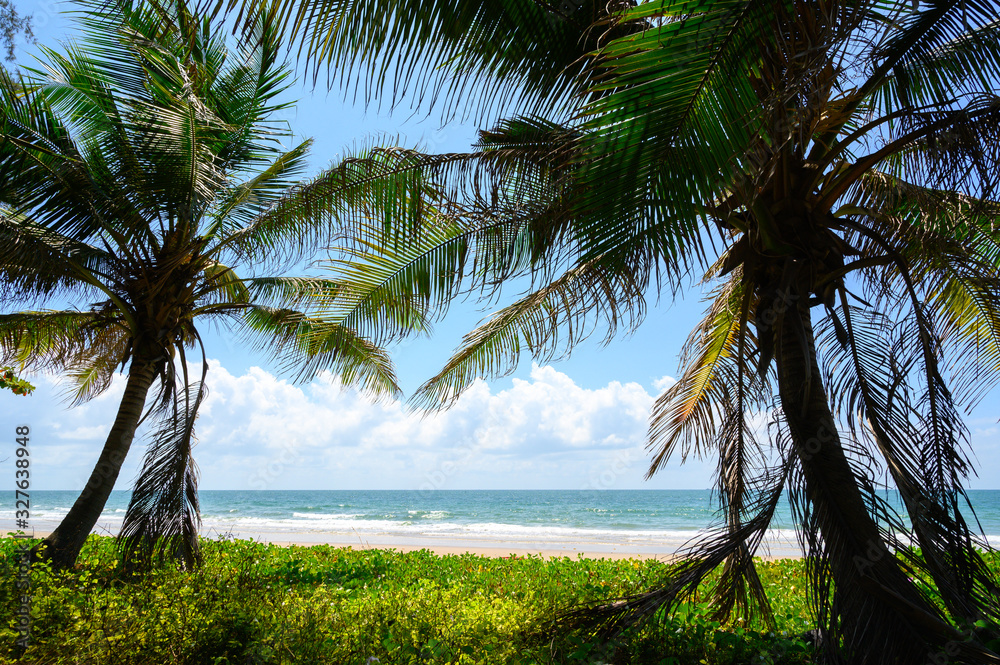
[774, 289, 956, 664]
[34, 358, 157, 569]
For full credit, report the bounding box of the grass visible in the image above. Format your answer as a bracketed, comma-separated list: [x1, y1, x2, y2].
[1, 535, 993, 664]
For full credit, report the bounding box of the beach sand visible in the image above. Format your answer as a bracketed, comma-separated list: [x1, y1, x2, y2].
[261, 539, 680, 560]
[199, 527, 801, 560]
[12, 526, 795, 560]
[259, 540, 796, 561]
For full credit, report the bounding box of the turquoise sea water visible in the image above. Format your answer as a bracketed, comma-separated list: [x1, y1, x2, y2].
[6, 489, 1000, 555]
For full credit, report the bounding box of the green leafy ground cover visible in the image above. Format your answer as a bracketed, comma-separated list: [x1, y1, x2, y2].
[1, 535, 994, 664]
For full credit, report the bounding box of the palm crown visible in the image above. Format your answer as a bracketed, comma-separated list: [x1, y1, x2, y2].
[0, 0, 426, 569]
[258, 0, 1000, 662]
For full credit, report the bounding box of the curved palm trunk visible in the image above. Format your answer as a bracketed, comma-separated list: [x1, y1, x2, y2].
[775, 291, 959, 664]
[34, 358, 157, 569]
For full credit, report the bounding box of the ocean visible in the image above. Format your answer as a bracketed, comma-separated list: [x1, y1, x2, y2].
[7, 489, 1000, 557]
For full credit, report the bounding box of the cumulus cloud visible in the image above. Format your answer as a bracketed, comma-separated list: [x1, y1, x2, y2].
[6, 360, 998, 492]
[198, 361, 682, 489]
[0, 360, 721, 490]
[0, 372, 147, 490]
[652, 375, 677, 393]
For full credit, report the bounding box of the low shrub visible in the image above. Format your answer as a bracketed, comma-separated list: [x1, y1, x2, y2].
[6, 535, 981, 663]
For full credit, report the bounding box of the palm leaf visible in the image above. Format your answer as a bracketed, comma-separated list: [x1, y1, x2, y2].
[569, 0, 781, 264]
[560, 452, 794, 636]
[647, 270, 767, 472]
[819, 293, 1000, 631]
[870, 0, 1000, 103]
[207, 139, 312, 235]
[219, 147, 440, 268]
[224, 0, 625, 121]
[241, 305, 401, 398]
[411, 257, 645, 410]
[0, 208, 114, 304]
[119, 349, 205, 572]
[0, 310, 125, 376]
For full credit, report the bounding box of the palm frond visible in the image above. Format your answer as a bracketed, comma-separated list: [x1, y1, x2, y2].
[875, 96, 1000, 200]
[224, 0, 627, 122]
[870, 0, 1000, 104]
[207, 139, 312, 236]
[63, 348, 129, 406]
[242, 275, 349, 310]
[569, 0, 787, 265]
[0, 310, 127, 378]
[873, 14, 1000, 110]
[310, 221, 467, 344]
[1, 71, 108, 242]
[208, 0, 295, 167]
[241, 305, 401, 398]
[411, 257, 645, 410]
[0, 208, 114, 305]
[195, 260, 251, 309]
[219, 147, 442, 268]
[647, 271, 766, 472]
[819, 288, 1000, 633]
[119, 349, 206, 572]
[839, 172, 1000, 403]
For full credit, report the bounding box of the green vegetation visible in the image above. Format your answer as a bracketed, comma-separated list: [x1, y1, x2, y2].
[3, 535, 999, 664]
[0, 535, 808, 664]
[0, 366, 32, 395]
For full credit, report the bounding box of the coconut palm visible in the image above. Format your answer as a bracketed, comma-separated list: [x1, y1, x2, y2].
[247, 0, 1000, 662]
[0, 0, 430, 570]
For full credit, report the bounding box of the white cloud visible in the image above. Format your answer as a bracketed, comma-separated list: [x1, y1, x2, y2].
[653, 375, 677, 393]
[191, 360, 688, 489]
[1, 360, 720, 491]
[12, 359, 1000, 492]
[54, 424, 110, 440]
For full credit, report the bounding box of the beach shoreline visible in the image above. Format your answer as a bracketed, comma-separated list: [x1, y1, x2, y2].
[264, 539, 682, 560]
[7, 526, 797, 560]
[14, 489, 999, 563]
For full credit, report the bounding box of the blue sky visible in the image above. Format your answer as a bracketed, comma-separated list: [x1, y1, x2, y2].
[3, 0, 999, 492]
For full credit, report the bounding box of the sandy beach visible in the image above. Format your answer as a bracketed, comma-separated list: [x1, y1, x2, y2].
[10, 525, 794, 561]
[5, 490, 819, 560]
[9, 527, 682, 560]
[254, 537, 683, 560]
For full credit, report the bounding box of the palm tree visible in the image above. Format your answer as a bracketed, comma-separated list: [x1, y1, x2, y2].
[249, 0, 1000, 662]
[0, 0, 427, 570]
